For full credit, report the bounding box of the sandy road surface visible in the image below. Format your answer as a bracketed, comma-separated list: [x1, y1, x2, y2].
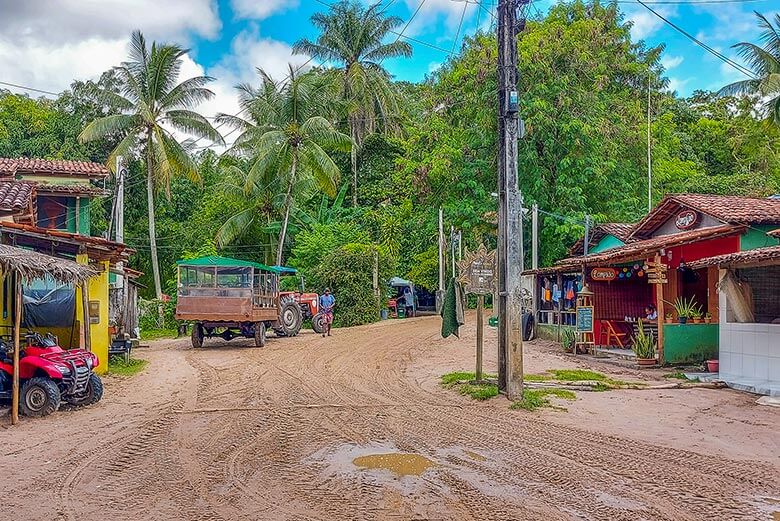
[1, 316, 778, 520]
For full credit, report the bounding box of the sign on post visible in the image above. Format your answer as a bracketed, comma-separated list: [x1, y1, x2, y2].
[457, 244, 496, 295]
[576, 305, 594, 333]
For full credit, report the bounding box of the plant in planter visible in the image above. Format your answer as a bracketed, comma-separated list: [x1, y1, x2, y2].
[670, 297, 698, 324]
[561, 328, 575, 353]
[704, 312, 712, 324]
[665, 313, 674, 324]
[691, 307, 703, 324]
[632, 319, 657, 366]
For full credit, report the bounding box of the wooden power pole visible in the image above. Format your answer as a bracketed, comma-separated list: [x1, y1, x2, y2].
[497, 0, 528, 400]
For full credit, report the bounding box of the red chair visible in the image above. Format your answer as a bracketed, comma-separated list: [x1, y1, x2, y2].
[600, 320, 626, 348]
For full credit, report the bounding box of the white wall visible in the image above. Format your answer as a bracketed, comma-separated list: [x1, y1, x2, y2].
[719, 283, 780, 393]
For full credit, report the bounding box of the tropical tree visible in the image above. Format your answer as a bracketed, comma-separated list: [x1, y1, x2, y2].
[293, 0, 412, 206]
[217, 65, 352, 266]
[720, 12, 780, 126]
[79, 30, 224, 299]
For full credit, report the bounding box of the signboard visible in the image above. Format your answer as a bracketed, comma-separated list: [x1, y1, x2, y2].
[590, 267, 617, 282]
[675, 210, 699, 230]
[576, 306, 594, 333]
[457, 244, 496, 295]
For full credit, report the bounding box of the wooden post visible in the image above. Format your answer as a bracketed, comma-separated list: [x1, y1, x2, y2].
[11, 277, 21, 425]
[476, 294, 484, 383]
[655, 254, 665, 364]
[372, 248, 379, 315]
[81, 281, 91, 352]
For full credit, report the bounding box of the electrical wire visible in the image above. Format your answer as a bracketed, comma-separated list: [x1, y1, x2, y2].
[452, 0, 470, 55]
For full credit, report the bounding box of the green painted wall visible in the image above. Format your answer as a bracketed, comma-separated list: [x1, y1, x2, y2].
[663, 323, 718, 364]
[740, 225, 780, 251]
[591, 234, 625, 254]
[78, 200, 90, 235]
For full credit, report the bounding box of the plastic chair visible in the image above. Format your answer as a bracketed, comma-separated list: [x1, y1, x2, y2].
[601, 320, 626, 348]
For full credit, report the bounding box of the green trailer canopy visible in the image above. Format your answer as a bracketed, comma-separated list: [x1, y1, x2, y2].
[176, 255, 279, 273]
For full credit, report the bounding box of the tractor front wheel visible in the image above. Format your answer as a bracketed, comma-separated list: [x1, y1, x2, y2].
[312, 313, 326, 334]
[20, 377, 61, 417]
[191, 322, 204, 348]
[255, 322, 267, 347]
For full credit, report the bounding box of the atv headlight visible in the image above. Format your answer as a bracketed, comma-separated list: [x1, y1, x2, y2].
[54, 363, 71, 375]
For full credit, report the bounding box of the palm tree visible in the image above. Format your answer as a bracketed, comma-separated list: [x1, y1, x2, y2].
[720, 12, 780, 125]
[217, 66, 351, 266]
[293, 0, 412, 206]
[215, 162, 282, 265]
[79, 30, 224, 299]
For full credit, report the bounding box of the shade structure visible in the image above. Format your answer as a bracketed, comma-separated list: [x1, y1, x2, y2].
[0, 243, 97, 283]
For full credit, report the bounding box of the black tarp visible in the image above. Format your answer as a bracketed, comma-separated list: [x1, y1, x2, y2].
[22, 286, 76, 327]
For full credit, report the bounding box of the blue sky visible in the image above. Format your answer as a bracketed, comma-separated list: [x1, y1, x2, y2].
[1, 0, 777, 133]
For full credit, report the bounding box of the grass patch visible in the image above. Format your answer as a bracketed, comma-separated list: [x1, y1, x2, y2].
[664, 371, 688, 380]
[109, 356, 149, 376]
[511, 388, 576, 411]
[546, 369, 633, 388]
[141, 328, 177, 341]
[441, 372, 498, 401]
[458, 383, 499, 401]
[524, 373, 552, 382]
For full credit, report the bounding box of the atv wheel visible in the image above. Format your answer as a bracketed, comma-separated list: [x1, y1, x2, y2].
[191, 322, 204, 348]
[68, 374, 104, 407]
[255, 322, 267, 347]
[277, 298, 303, 337]
[312, 312, 326, 334]
[20, 377, 61, 417]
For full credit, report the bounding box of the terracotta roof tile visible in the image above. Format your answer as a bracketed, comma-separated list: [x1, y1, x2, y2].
[0, 181, 35, 213]
[0, 157, 109, 178]
[687, 245, 780, 269]
[529, 225, 743, 275]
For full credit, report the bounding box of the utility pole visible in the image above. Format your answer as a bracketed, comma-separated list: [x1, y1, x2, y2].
[531, 203, 539, 329]
[115, 156, 125, 289]
[497, 0, 527, 400]
[437, 207, 445, 312]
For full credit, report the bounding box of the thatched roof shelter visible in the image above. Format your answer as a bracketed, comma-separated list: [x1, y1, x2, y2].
[0, 244, 97, 283]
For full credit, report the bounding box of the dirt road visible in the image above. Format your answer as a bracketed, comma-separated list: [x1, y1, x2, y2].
[2, 316, 778, 520]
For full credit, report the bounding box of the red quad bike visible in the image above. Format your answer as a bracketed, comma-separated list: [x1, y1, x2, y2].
[0, 332, 103, 417]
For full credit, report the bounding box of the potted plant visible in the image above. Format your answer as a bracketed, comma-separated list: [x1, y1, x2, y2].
[706, 359, 719, 372]
[704, 312, 712, 324]
[691, 308, 703, 324]
[665, 313, 674, 324]
[561, 328, 575, 353]
[670, 297, 698, 324]
[632, 319, 657, 366]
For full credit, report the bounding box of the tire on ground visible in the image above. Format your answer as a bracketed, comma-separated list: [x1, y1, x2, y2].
[276, 298, 303, 337]
[255, 322, 267, 347]
[68, 373, 104, 407]
[312, 312, 326, 334]
[20, 377, 61, 417]
[191, 322, 204, 348]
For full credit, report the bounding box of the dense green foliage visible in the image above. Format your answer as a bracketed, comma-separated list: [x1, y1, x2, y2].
[2, 1, 778, 328]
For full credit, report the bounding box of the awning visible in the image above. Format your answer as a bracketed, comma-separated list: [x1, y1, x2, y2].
[0, 243, 97, 283]
[687, 245, 780, 269]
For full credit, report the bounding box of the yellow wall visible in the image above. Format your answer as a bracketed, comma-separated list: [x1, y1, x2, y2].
[0, 256, 111, 375]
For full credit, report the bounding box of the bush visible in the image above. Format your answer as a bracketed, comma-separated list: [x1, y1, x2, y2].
[139, 298, 178, 331]
[309, 243, 395, 327]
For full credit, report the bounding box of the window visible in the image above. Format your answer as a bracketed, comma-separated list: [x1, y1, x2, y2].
[37, 196, 69, 230]
[736, 266, 780, 324]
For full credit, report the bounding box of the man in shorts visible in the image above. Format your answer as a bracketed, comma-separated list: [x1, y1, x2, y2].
[319, 287, 335, 337]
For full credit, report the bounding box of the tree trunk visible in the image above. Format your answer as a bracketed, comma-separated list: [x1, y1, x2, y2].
[146, 129, 164, 316]
[350, 122, 358, 207]
[276, 156, 297, 267]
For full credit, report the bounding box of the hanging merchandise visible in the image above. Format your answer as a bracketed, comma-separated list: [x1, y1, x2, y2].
[552, 282, 561, 303]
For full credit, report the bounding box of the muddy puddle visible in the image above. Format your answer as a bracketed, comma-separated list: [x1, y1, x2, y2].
[352, 453, 436, 476]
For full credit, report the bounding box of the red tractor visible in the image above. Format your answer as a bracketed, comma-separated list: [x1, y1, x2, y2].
[274, 266, 326, 335]
[0, 332, 103, 417]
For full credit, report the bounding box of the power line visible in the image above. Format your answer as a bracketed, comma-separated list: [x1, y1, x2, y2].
[451, 0, 470, 55]
[634, 0, 756, 78]
[0, 80, 61, 97]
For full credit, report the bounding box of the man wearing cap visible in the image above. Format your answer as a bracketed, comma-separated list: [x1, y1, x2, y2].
[319, 288, 335, 337]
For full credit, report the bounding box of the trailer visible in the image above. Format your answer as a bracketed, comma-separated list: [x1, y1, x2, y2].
[175, 256, 302, 348]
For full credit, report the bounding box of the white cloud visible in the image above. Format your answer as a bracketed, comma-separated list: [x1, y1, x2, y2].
[661, 55, 684, 71]
[402, 0, 479, 37]
[231, 0, 299, 20]
[625, 6, 676, 41]
[666, 76, 691, 95]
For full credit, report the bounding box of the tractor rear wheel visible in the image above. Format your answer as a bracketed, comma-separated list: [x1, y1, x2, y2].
[20, 377, 61, 417]
[312, 312, 326, 334]
[191, 322, 204, 348]
[255, 322, 267, 347]
[276, 298, 303, 337]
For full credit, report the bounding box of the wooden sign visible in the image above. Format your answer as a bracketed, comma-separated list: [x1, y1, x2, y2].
[576, 306, 594, 333]
[590, 267, 617, 281]
[457, 244, 496, 295]
[675, 210, 699, 230]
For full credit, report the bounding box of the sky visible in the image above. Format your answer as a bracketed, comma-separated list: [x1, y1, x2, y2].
[0, 0, 777, 140]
